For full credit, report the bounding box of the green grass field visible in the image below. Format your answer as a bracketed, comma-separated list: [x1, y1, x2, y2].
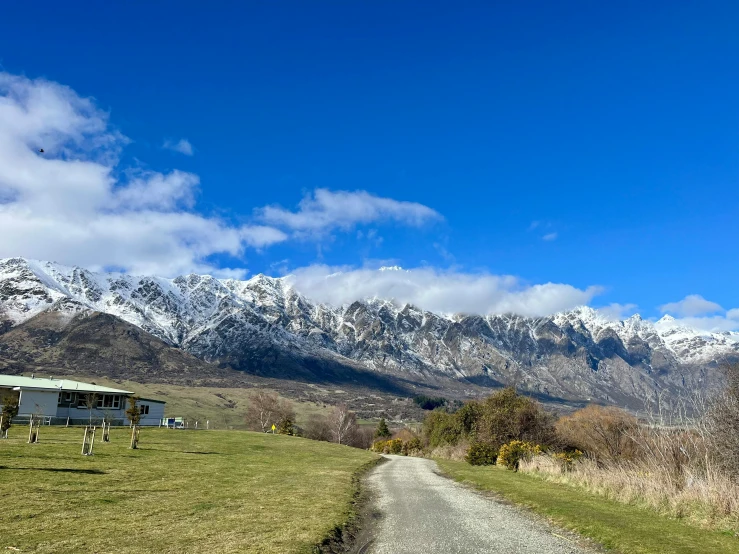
[0, 426, 377, 553]
[438, 460, 739, 554]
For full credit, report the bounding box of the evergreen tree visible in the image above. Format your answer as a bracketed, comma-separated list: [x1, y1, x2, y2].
[375, 418, 391, 439]
[277, 416, 295, 436]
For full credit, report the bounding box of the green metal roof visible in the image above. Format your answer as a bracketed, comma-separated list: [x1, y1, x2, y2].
[0, 375, 133, 395]
[137, 397, 166, 404]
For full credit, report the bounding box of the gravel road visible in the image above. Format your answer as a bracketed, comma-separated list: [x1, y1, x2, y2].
[364, 455, 594, 554]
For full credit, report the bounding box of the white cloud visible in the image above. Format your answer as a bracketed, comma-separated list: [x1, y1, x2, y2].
[285, 265, 602, 317]
[656, 299, 739, 333]
[659, 294, 723, 317]
[597, 303, 638, 321]
[0, 72, 285, 277]
[113, 170, 199, 210]
[258, 189, 441, 235]
[542, 232, 558, 241]
[657, 314, 739, 333]
[163, 138, 194, 156]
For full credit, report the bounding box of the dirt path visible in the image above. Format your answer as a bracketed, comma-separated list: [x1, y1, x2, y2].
[361, 455, 595, 554]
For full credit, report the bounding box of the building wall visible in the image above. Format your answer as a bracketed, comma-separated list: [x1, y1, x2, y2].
[137, 400, 166, 426]
[59, 406, 127, 424]
[56, 402, 165, 426]
[5, 387, 166, 425]
[18, 390, 58, 417]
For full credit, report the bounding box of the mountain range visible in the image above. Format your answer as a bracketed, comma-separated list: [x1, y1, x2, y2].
[1, 257, 737, 409]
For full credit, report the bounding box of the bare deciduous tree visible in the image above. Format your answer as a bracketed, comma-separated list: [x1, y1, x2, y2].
[245, 390, 294, 433]
[245, 390, 279, 433]
[329, 404, 357, 445]
[303, 414, 332, 442]
[83, 393, 100, 426]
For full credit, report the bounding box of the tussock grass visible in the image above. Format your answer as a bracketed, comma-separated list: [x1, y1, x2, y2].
[438, 459, 739, 554]
[521, 454, 739, 532]
[0, 426, 376, 553]
[426, 442, 469, 461]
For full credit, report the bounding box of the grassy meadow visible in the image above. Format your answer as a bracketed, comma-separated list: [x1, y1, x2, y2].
[0, 426, 377, 553]
[438, 459, 739, 554]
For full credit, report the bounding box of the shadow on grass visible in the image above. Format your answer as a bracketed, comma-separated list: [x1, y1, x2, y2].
[0, 466, 107, 474]
[139, 447, 227, 455]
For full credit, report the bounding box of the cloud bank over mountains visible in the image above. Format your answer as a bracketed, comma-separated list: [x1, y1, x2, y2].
[658, 294, 739, 332]
[0, 70, 735, 330]
[285, 265, 601, 318]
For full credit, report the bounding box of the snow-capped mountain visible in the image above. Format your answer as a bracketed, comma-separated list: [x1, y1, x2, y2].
[1, 257, 736, 407]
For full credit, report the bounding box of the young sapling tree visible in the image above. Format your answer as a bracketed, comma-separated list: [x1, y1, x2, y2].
[126, 396, 142, 449]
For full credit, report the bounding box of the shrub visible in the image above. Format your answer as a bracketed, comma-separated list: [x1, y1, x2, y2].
[556, 405, 638, 462]
[371, 440, 388, 453]
[386, 438, 403, 454]
[456, 400, 483, 437]
[497, 440, 541, 471]
[392, 428, 417, 443]
[1, 391, 19, 437]
[403, 437, 423, 456]
[552, 450, 583, 472]
[423, 410, 463, 447]
[465, 442, 498, 466]
[478, 388, 555, 450]
[422, 388, 557, 456]
[351, 426, 376, 449]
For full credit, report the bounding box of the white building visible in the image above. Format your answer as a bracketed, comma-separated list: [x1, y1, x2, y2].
[0, 375, 165, 426]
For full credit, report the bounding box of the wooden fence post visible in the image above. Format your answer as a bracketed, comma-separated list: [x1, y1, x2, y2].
[130, 425, 139, 449]
[28, 416, 40, 444]
[82, 425, 97, 455]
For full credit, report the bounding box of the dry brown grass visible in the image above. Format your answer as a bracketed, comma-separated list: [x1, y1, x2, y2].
[520, 453, 739, 532]
[427, 441, 469, 461]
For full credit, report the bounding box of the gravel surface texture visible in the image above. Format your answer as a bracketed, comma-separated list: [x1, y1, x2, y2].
[364, 455, 594, 554]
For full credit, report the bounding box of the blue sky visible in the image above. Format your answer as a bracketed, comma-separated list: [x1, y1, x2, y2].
[0, 1, 737, 326]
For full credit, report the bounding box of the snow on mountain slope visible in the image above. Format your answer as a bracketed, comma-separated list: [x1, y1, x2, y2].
[1, 257, 737, 407]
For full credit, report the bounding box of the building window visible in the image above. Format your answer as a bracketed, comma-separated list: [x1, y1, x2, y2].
[64, 392, 74, 403]
[140, 405, 150, 415]
[58, 392, 62, 406]
[112, 395, 120, 409]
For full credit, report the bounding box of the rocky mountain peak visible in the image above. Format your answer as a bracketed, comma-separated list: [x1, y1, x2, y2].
[1, 257, 737, 408]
